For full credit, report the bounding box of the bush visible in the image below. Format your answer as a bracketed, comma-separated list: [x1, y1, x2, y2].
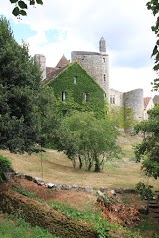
[0, 154, 13, 182]
[135, 182, 154, 200]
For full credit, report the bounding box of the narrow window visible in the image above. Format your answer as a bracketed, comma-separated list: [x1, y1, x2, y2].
[74, 76, 77, 84]
[62, 92, 66, 101]
[84, 93, 88, 102]
[110, 95, 115, 104]
[104, 74, 106, 81]
[104, 93, 107, 98]
[103, 57, 105, 63]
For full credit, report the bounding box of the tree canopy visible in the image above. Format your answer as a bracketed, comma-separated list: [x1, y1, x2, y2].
[134, 104, 159, 179]
[53, 111, 121, 172]
[0, 16, 54, 153]
[146, 0, 159, 90]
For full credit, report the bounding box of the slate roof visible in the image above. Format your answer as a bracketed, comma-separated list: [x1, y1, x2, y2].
[43, 55, 70, 84]
[55, 54, 70, 68]
[153, 95, 159, 104]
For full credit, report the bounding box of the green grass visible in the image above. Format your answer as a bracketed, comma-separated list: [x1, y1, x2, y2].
[0, 212, 59, 238]
[133, 216, 159, 238]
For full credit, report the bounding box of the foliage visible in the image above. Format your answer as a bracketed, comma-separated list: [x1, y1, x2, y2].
[0, 154, 13, 182]
[0, 212, 58, 238]
[12, 183, 37, 199]
[0, 16, 55, 154]
[133, 104, 159, 179]
[110, 223, 142, 238]
[48, 62, 107, 119]
[146, 0, 159, 90]
[9, 0, 43, 17]
[53, 111, 121, 172]
[135, 182, 154, 200]
[49, 200, 109, 238]
[110, 106, 136, 130]
[96, 192, 141, 226]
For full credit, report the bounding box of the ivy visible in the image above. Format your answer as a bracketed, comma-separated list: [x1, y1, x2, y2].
[48, 63, 107, 119]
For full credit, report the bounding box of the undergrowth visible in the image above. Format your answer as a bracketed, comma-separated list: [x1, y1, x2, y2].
[49, 200, 109, 238]
[0, 212, 59, 238]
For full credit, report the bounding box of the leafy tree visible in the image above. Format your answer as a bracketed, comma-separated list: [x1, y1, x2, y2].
[146, 0, 159, 90]
[9, 0, 43, 17]
[54, 112, 121, 172]
[134, 104, 159, 179]
[0, 16, 54, 154]
[110, 106, 136, 131]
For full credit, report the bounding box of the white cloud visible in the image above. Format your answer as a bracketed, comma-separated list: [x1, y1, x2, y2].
[0, 0, 158, 97]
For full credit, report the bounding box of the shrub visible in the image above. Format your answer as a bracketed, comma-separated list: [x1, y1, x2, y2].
[0, 154, 13, 182]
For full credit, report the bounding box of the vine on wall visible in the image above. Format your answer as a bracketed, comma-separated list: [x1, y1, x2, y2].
[48, 63, 107, 119]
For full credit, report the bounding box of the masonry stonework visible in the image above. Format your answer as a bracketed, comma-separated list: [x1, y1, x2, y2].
[34, 54, 46, 80]
[123, 89, 144, 121]
[71, 40, 109, 102]
[36, 37, 144, 121]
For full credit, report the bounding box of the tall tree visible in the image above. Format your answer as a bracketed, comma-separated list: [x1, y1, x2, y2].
[134, 105, 159, 179]
[0, 16, 51, 153]
[146, 0, 159, 90]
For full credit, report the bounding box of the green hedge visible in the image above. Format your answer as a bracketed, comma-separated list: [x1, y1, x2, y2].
[0, 189, 98, 238]
[0, 154, 13, 182]
[48, 63, 106, 119]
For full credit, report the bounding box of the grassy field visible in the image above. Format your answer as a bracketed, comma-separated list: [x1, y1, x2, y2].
[0, 133, 158, 191]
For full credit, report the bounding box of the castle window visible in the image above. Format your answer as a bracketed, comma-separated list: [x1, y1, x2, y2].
[104, 93, 107, 98]
[84, 93, 88, 102]
[110, 95, 115, 104]
[104, 74, 106, 81]
[62, 92, 66, 102]
[74, 76, 77, 84]
[103, 58, 105, 63]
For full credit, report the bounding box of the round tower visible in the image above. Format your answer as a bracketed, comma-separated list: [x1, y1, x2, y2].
[71, 37, 109, 102]
[123, 89, 144, 121]
[34, 54, 46, 80]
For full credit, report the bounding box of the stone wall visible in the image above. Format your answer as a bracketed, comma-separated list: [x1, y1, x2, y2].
[71, 51, 109, 102]
[34, 54, 46, 80]
[123, 88, 144, 121]
[109, 88, 123, 107]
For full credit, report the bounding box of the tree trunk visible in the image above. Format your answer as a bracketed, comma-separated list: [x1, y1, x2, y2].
[78, 155, 83, 169]
[93, 150, 101, 172]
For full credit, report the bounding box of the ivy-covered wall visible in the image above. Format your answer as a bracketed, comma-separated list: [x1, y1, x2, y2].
[47, 63, 106, 119]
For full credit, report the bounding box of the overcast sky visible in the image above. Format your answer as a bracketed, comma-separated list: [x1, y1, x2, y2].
[1, 0, 158, 97]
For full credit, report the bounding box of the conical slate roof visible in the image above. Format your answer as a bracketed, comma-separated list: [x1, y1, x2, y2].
[55, 54, 70, 68]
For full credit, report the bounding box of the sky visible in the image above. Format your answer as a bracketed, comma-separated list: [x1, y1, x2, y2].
[0, 0, 158, 97]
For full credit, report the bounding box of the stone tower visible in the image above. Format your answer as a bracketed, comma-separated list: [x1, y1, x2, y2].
[34, 54, 46, 80]
[99, 37, 106, 54]
[71, 37, 109, 102]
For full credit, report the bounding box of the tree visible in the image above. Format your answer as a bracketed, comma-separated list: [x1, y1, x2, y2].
[0, 16, 54, 153]
[110, 106, 136, 131]
[9, 0, 43, 17]
[146, 0, 159, 90]
[134, 105, 159, 179]
[54, 112, 121, 172]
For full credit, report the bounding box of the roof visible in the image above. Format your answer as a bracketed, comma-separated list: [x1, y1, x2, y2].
[71, 51, 108, 56]
[144, 97, 151, 109]
[153, 95, 159, 104]
[44, 66, 68, 84]
[55, 54, 70, 68]
[43, 55, 70, 84]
